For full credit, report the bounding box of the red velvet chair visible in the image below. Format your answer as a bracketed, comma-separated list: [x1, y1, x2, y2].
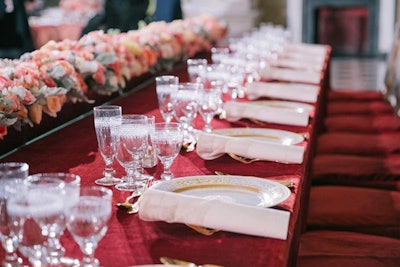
[306, 185, 400, 238]
[326, 100, 394, 116]
[324, 114, 400, 133]
[328, 89, 388, 102]
[316, 132, 400, 156]
[297, 230, 400, 267]
[311, 154, 400, 189]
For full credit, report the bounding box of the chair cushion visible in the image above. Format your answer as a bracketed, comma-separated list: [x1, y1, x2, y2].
[307, 185, 400, 238]
[298, 230, 400, 267]
[312, 154, 400, 189]
[316, 132, 400, 156]
[324, 114, 400, 133]
[327, 101, 394, 116]
[328, 90, 385, 102]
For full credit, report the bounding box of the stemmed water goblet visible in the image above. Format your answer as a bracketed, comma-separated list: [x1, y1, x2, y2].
[186, 58, 208, 83]
[8, 175, 66, 267]
[171, 82, 202, 144]
[155, 75, 179, 123]
[66, 186, 113, 267]
[211, 47, 230, 64]
[93, 105, 123, 186]
[150, 122, 184, 181]
[0, 162, 29, 267]
[115, 114, 149, 195]
[23, 173, 81, 266]
[114, 133, 145, 196]
[198, 82, 223, 132]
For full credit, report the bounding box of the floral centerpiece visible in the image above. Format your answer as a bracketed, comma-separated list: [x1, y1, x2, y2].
[0, 15, 227, 141]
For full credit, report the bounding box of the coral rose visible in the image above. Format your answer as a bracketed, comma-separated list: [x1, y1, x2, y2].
[0, 125, 7, 140]
[43, 95, 63, 117]
[29, 103, 43, 124]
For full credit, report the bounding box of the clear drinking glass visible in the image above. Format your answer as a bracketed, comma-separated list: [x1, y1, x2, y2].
[93, 105, 122, 186]
[115, 114, 149, 195]
[198, 63, 229, 91]
[150, 122, 184, 181]
[66, 186, 112, 267]
[211, 47, 230, 64]
[155, 75, 179, 123]
[93, 105, 123, 186]
[171, 82, 202, 144]
[24, 173, 81, 266]
[114, 135, 145, 196]
[199, 83, 223, 132]
[0, 162, 29, 267]
[187, 58, 207, 83]
[16, 176, 66, 267]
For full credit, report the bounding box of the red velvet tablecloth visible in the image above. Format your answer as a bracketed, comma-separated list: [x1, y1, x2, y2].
[0, 51, 330, 266]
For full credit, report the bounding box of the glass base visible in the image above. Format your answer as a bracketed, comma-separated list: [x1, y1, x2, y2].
[1, 256, 23, 267]
[94, 177, 122, 186]
[115, 182, 145, 195]
[60, 256, 80, 267]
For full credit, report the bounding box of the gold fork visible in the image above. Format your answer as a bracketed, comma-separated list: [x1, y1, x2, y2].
[227, 153, 262, 164]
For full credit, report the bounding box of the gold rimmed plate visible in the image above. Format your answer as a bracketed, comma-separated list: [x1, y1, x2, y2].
[252, 100, 315, 116]
[151, 175, 291, 208]
[212, 127, 304, 145]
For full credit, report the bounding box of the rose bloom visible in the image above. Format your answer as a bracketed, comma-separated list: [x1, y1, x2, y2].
[0, 75, 13, 88]
[28, 103, 43, 124]
[16, 105, 28, 119]
[0, 125, 8, 140]
[43, 95, 64, 117]
[1, 93, 21, 113]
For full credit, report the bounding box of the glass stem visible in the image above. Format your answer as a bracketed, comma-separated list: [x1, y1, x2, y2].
[103, 160, 115, 179]
[161, 158, 174, 180]
[81, 246, 99, 267]
[203, 115, 213, 132]
[3, 237, 22, 266]
[125, 166, 136, 184]
[46, 235, 65, 265]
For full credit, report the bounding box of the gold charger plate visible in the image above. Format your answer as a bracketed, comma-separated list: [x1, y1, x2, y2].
[152, 175, 291, 208]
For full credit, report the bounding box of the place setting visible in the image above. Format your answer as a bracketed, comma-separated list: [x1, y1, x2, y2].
[138, 174, 292, 240]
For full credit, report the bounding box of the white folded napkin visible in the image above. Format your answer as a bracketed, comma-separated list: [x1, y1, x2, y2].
[258, 66, 322, 85]
[139, 188, 290, 239]
[196, 132, 305, 164]
[245, 81, 320, 103]
[284, 43, 329, 58]
[271, 57, 324, 72]
[222, 101, 309, 127]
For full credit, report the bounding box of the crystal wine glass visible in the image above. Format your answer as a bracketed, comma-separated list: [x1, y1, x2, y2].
[114, 134, 145, 196]
[66, 186, 112, 267]
[187, 58, 207, 83]
[155, 75, 179, 123]
[17, 176, 66, 267]
[211, 47, 230, 64]
[171, 82, 202, 144]
[198, 82, 223, 132]
[150, 122, 184, 180]
[93, 105, 123, 186]
[25, 173, 80, 266]
[115, 114, 149, 195]
[0, 162, 29, 267]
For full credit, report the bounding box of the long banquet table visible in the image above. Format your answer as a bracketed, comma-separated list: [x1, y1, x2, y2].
[0, 48, 331, 267]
